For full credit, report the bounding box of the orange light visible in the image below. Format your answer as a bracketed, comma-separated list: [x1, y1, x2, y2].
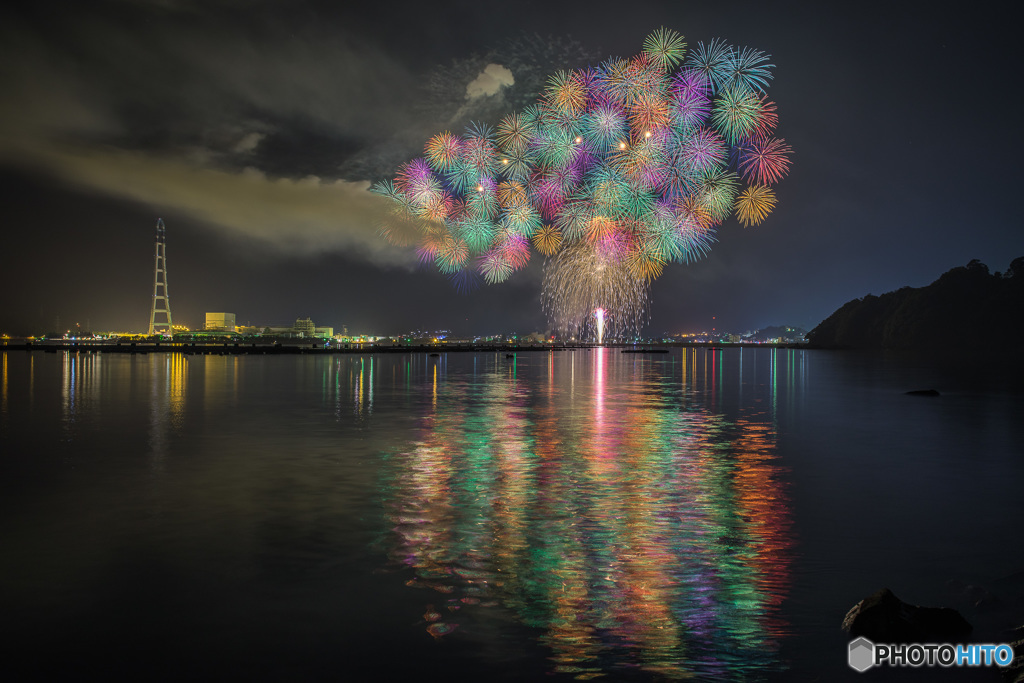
[619, 142, 627, 150]
[575, 137, 582, 144]
[502, 159, 509, 164]
[644, 131, 652, 138]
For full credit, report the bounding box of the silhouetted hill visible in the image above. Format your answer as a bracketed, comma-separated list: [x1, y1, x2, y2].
[807, 257, 1024, 349]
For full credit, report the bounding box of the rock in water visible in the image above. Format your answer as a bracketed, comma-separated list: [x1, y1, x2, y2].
[842, 588, 972, 642]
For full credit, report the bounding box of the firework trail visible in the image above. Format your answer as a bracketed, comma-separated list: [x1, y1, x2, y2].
[373, 28, 791, 339]
[541, 242, 649, 340]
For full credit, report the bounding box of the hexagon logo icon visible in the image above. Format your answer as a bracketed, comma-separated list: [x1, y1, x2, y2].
[848, 636, 875, 672]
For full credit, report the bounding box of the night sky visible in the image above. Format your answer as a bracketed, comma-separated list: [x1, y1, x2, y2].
[1, 0, 1021, 337]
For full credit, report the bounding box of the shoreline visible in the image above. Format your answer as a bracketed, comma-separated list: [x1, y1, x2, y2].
[0, 340, 809, 354]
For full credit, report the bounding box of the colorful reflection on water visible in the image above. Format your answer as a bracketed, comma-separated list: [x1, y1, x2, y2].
[0, 347, 799, 679]
[382, 348, 795, 680]
[6, 346, 1024, 682]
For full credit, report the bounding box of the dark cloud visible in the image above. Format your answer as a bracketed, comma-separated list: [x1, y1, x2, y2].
[0, 1, 424, 262]
[0, 4, 593, 265]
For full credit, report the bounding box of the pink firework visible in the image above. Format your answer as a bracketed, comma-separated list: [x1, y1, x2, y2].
[499, 232, 532, 270]
[530, 171, 566, 220]
[738, 137, 792, 185]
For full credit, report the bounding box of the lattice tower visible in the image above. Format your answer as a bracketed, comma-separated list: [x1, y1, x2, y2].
[147, 218, 174, 336]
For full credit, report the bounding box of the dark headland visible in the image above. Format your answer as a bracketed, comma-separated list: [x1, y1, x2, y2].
[806, 257, 1024, 350]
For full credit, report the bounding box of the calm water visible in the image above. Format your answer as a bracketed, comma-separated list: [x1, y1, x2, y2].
[1, 348, 1022, 681]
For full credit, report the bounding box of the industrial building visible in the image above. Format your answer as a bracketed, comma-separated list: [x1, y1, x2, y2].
[205, 312, 236, 332]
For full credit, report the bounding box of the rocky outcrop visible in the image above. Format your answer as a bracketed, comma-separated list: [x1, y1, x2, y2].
[842, 588, 972, 642]
[1004, 640, 1024, 682]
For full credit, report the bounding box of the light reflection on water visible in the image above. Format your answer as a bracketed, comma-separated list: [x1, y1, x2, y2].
[382, 348, 795, 680]
[1, 351, 7, 424]
[16, 347, 1000, 681]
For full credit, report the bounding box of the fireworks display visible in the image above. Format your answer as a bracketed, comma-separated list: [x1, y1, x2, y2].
[373, 28, 791, 339]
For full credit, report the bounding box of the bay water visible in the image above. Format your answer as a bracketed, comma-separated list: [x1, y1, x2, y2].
[1, 348, 1022, 681]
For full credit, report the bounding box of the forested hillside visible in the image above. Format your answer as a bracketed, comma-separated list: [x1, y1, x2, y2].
[806, 258, 1024, 349]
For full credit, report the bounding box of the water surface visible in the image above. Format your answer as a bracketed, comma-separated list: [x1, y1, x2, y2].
[1, 348, 1021, 681]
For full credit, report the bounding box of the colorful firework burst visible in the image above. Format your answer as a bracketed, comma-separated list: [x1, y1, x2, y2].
[738, 136, 792, 185]
[642, 27, 687, 71]
[734, 185, 777, 227]
[373, 27, 792, 340]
